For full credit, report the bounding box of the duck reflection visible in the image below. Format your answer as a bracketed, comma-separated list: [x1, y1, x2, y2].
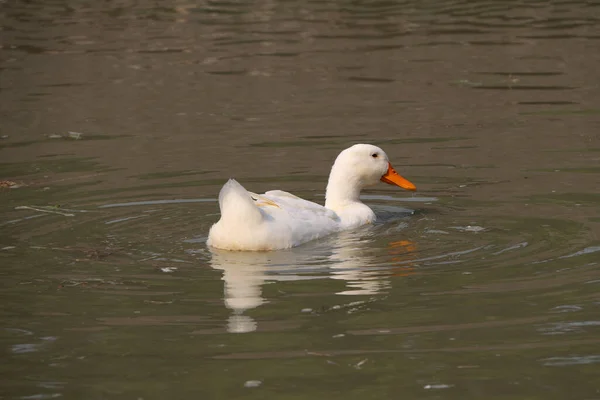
[329, 235, 417, 296]
[209, 226, 417, 333]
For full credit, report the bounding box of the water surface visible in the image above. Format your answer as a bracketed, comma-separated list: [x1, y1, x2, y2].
[1, 1, 599, 399]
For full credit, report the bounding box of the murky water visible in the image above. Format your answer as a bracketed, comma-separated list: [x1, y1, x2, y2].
[1, 0, 600, 398]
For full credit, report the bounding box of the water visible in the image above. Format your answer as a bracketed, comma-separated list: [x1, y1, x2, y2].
[1, 0, 600, 398]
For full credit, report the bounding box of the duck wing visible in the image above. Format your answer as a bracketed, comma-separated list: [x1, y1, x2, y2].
[208, 182, 340, 251]
[250, 190, 339, 222]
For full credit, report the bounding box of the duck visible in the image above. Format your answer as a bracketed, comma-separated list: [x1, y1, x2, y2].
[207, 144, 416, 251]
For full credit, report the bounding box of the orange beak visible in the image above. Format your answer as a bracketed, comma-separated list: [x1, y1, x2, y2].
[380, 163, 416, 191]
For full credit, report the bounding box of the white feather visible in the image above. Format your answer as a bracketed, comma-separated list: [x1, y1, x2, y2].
[207, 144, 415, 251]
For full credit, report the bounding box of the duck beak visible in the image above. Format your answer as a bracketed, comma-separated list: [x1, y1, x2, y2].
[380, 163, 416, 191]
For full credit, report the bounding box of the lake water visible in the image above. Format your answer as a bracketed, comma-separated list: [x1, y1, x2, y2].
[1, 1, 600, 399]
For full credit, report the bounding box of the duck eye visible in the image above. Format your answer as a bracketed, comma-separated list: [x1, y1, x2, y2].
[371, 153, 378, 158]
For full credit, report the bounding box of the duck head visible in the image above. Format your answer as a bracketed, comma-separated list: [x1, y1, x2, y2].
[324, 144, 415, 209]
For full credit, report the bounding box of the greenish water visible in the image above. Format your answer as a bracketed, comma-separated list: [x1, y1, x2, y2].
[1, 1, 600, 399]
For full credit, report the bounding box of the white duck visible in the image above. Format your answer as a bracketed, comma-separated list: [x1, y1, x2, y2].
[207, 144, 416, 251]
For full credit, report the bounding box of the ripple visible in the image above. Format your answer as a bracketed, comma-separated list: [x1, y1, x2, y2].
[538, 320, 600, 335]
[98, 198, 215, 208]
[473, 85, 576, 90]
[543, 355, 600, 366]
[213, 338, 600, 360]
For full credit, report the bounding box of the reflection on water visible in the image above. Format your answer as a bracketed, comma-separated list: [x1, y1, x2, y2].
[210, 227, 418, 333]
[329, 237, 417, 296]
[210, 251, 268, 333]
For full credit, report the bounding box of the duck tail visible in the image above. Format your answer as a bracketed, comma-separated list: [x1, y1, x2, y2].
[217, 179, 264, 225]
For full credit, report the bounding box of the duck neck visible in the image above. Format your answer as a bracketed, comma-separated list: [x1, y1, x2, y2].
[324, 170, 363, 211]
